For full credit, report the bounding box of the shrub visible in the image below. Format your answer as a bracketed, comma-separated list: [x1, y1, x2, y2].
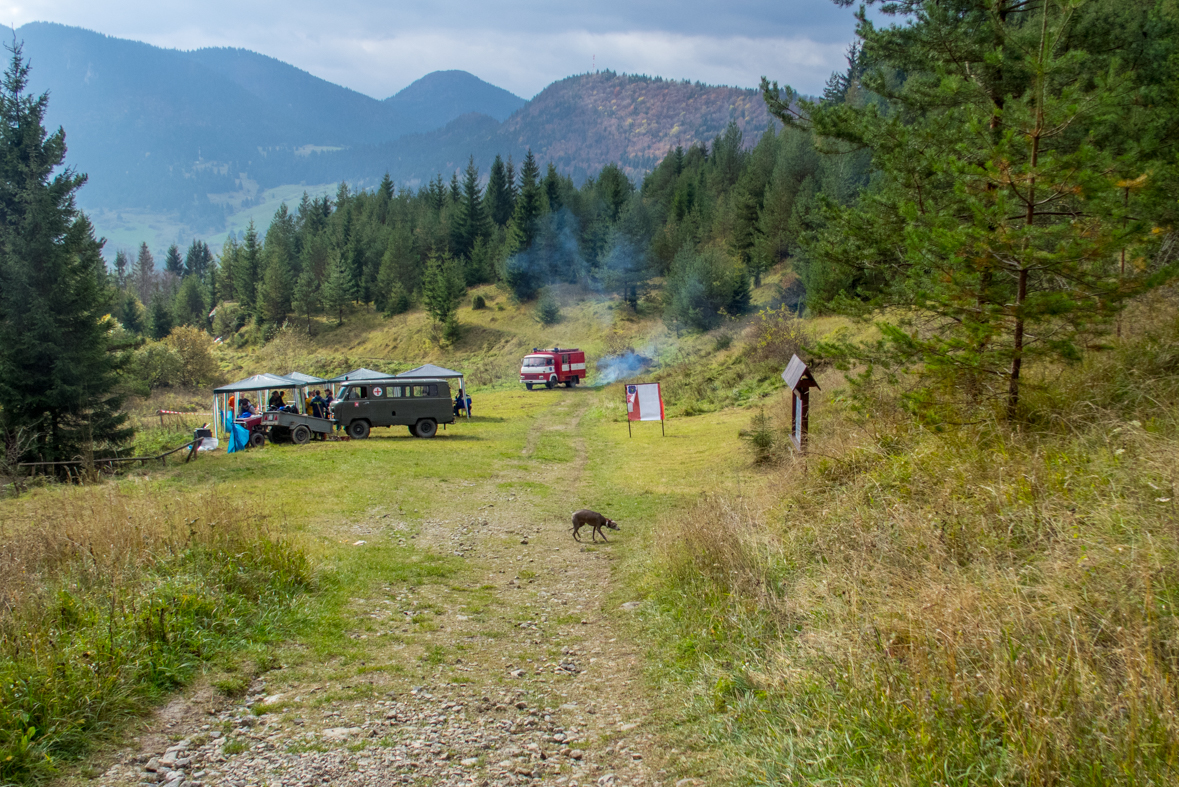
[744, 305, 808, 365]
[536, 290, 561, 325]
[471, 294, 486, 310]
[132, 341, 183, 390]
[165, 326, 221, 387]
[212, 302, 244, 338]
[384, 282, 412, 316]
[737, 408, 776, 463]
[663, 246, 750, 331]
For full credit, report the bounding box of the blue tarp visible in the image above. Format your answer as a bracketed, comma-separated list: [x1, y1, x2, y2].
[224, 412, 250, 453]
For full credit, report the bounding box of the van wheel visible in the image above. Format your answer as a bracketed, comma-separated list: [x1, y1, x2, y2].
[348, 420, 370, 440]
[248, 431, 265, 449]
[413, 419, 438, 438]
[408, 425, 417, 436]
[525, 383, 533, 390]
[292, 425, 311, 445]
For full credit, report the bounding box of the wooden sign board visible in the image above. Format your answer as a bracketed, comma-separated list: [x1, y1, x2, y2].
[782, 355, 819, 451]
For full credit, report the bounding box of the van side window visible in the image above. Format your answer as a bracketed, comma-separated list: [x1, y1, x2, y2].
[411, 385, 430, 397]
[358, 386, 368, 399]
[389, 386, 403, 398]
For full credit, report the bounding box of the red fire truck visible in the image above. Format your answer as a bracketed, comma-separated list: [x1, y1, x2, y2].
[519, 347, 587, 390]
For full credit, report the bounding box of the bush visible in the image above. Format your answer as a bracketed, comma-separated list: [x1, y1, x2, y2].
[132, 341, 183, 391]
[165, 326, 221, 387]
[384, 282, 412, 316]
[744, 305, 808, 365]
[472, 294, 487, 310]
[737, 407, 777, 463]
[536, 290, 561, 325]
[212, 302, 245, 338]
[663, 246, 750, 331]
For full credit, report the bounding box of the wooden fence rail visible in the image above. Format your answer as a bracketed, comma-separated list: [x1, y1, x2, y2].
[18, 440, 200, 477]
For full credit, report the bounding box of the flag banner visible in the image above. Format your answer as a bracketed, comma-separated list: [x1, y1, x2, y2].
[626, 383, 664, 422]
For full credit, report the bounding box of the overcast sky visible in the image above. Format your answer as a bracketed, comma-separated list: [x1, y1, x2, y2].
[0, 0, 861, 99]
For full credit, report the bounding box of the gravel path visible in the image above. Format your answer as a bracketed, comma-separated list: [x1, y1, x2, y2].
[84, 396, 687, 787]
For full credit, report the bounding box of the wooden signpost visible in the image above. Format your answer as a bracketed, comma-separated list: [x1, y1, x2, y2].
[782, 355, 819, 452]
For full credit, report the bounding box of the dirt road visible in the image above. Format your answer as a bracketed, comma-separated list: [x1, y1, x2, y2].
[85, 395, 679, 787]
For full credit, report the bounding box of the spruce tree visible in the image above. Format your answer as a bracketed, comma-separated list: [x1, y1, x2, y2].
[485, 154, 513, 227]
[291, 264, 320, 334]
[132, 242, 156, 304]
[172, 274, 207, 328]
[452, 156, 489, 261]
[164, 243, 184, 277]
[235, 221, 261, 316]
[184, 239, 213, 280]
[420, 253, 465, 342]
[258, 245, 294, 325]
[321, 250, 354, 325]
[147, 294, 173, 340]
[0, 43, 131, 461]
[113, 248, 130, 291]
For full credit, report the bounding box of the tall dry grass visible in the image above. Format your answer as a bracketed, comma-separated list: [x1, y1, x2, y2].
[653, 308, 1179, 785]
[0, 482, 311, 783]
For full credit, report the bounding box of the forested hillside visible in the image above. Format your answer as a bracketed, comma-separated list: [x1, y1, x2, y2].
[111, 108, 844, 362]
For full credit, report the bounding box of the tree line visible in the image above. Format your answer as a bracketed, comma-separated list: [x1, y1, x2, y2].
[111, 116, 860, 343]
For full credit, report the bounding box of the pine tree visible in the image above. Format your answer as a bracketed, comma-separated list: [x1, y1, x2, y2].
[164, 243, 184, 277]
[420, 253, 465, 342]
[321, 250, 355, 325]
[147, 294, 173, 340]
[452, 156, 489, 260]
[184, 239, 213, 280]
[172, 274, 207, 328]
[217, 235, 239, 303]
[113, 249, 130, 291]
[132, 242, 156, 304]
[503, 150, 545, 300]
[291, 264, 320, 334]
[258, 245, 294, 324]
[235, 221, 261, 316]
[507, 150, 543, 254]
[485, 154, 514, 227]
[449, 171, 461, 205]
[0, 54, 134, 464]
[766, 0, 1179, 418]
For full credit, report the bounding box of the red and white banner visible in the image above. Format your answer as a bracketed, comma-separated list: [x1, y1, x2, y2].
[626, 383, 664, 422]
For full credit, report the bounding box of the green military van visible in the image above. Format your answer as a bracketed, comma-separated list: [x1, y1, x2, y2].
[331, 378, 455, 439]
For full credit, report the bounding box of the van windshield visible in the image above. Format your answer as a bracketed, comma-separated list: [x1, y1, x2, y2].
[522, 358, 549, 367]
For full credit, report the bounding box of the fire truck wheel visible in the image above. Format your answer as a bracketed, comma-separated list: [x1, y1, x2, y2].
[546, 377, 556, 389]
[347, 420, 371, 440]
[413, 418, 438, 438]
[525, 383, 533, 390]
[248, 431, 265, 449]
[565, 379, 574, 388]
[292, 425, 311, 445]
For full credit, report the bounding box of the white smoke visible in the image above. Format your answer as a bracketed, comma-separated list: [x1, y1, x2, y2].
[595, 350, 653, 386]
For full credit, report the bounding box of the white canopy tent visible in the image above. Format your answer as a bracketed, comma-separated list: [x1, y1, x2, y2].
[398, 364, 469, 419]
[211, 373, 304, 439]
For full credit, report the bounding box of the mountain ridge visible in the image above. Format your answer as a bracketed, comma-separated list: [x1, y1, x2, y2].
[16, 22, 771, 239]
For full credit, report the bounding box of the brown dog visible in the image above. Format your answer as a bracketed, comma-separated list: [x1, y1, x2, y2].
[571, 509, 619, 542]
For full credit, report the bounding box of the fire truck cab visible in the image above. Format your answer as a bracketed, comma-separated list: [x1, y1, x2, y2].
[520, 347, 586, 390]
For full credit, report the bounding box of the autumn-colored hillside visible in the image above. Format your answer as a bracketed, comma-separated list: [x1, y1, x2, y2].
[500, 72, 773, 179]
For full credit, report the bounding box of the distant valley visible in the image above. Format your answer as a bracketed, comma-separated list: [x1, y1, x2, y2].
[19, 21, 772, 252]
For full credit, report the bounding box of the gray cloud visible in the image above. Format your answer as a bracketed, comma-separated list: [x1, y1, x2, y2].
[0, 0, 858, 97]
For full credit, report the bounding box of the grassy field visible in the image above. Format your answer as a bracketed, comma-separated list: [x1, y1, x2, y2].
[7, 277, 1179, 785]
